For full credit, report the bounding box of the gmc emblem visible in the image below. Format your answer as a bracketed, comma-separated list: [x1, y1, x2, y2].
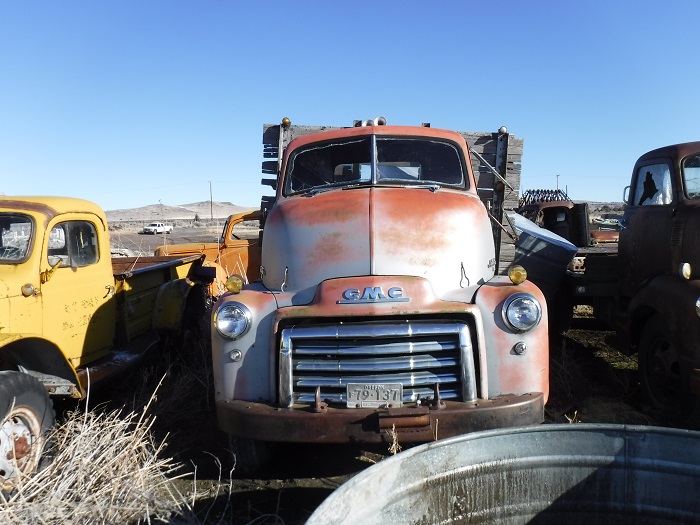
[337, 286, 410, 304]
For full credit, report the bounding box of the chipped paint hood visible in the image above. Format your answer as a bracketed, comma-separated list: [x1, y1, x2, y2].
[261, 186, 495, 301]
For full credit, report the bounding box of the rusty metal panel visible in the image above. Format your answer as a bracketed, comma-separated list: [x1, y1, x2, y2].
[260, 187, 496, 300]
[215, 394, 544, 443]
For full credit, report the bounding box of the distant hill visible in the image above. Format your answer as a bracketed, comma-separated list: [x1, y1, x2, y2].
[577, 201, 626, 219]
[105, 201, 255, 222]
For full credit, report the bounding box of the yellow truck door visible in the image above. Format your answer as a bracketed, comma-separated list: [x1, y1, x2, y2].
[40, 216, 116, 367]
[0, 213, 42, 335]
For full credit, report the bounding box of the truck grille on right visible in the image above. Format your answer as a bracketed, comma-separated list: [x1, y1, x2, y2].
[278, 321, 478, 408]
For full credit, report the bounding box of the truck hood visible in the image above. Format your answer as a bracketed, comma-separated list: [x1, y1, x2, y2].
[261, 187, 495, 301]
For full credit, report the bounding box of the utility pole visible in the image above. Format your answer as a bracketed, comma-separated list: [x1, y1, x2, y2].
[556, 174, 560, 190]
[209, 181, 213, 222]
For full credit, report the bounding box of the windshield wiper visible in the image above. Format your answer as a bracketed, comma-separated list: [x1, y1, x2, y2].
[304, 186, 335, 197]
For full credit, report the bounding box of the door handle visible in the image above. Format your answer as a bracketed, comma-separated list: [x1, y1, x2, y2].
[104, 285, 115, 298]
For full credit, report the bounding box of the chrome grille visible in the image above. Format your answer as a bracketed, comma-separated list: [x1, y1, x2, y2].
[279, 321, 476, 407]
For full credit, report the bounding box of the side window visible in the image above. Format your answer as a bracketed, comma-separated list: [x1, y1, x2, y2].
[47, 221, 99, 268]
[632, 163, 673, 206]
[682, 153, 700, 199]
[230, 219, 261, 240]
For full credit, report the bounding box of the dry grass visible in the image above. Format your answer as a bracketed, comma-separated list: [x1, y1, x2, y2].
[547, 327, 650, 426]
[0, 328, 238, 525]
[385, 425, 401, 456]
[0, 385, 197, 524]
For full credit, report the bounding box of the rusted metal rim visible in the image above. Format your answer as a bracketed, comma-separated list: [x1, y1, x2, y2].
[0, 406, 44, 493]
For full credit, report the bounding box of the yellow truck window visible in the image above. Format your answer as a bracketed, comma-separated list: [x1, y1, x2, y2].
[48, 221, 99, 268]
[0, 214, 33, 263]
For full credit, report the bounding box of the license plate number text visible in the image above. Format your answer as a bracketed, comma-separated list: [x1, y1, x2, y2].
[346, 383, 403, 408]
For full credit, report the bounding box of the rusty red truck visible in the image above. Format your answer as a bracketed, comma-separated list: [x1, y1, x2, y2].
[569, 141, 700, 423]
[210, 118, 549, 467]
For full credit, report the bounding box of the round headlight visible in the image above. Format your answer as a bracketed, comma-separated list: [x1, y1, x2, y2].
[215, 303, 251, 339]
[502, 293, 542, 332]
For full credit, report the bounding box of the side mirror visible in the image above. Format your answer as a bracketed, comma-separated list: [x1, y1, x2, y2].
[622, 186, 630, 204]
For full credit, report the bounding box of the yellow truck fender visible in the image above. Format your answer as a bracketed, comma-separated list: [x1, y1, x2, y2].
[0, 333, 81, 397]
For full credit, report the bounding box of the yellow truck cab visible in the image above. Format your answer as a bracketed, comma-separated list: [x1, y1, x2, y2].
[0, 196, 210, 492]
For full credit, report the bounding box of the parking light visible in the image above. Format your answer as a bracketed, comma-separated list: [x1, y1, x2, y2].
[225, 275, 244, 294]
[508, 265, 528, 285]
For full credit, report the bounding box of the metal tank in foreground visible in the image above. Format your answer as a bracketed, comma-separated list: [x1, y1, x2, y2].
[307, 424, 700, 525]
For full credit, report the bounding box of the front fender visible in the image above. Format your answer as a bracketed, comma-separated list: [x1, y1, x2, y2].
[0, 334, 80, 396]
[474, 277, 549, 402]
[630, 274, 700, 368]
[211, 285, 279, 403]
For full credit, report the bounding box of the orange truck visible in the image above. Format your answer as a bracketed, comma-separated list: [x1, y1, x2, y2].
[210, 118, 550, 468]
[154, 209, 262, 297]
[0, 196, 211, 492]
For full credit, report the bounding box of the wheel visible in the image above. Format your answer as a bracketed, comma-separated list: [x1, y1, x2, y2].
[0, 372, 55, 494]
[638, 316, 690, 417]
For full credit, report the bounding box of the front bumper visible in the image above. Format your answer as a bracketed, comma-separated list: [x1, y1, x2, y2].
[216, 392, 545, 444]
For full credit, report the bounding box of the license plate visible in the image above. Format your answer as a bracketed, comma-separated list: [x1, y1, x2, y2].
[346, 383, 403, 408]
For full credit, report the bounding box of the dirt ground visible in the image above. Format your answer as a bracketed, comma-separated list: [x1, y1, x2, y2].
[108, 226, 224, 256]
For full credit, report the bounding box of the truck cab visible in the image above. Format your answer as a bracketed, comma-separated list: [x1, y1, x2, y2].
[0, 199, 118, 371]
[617, 142, 700, 418]
[0, 196, 209, 492]
[211, 121, 549, 456]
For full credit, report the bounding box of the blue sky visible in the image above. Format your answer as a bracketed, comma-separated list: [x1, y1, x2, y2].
[2, 1, 699, 211]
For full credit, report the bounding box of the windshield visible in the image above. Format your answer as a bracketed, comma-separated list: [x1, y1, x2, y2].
[0, 214, 33, 263]
[285, 136, 466, 195]
[683, 153, 700, 199]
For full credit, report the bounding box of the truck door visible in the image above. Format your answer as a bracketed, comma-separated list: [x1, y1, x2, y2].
[218, 211, 262, 283]
[40, 217, 116, 367]
[619, 159, 675, 296]
[0, 213, 41, 335]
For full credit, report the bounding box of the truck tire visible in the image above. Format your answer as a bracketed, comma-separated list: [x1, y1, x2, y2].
[638, 315, 698, 423]
[0, 371, 55, 494]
